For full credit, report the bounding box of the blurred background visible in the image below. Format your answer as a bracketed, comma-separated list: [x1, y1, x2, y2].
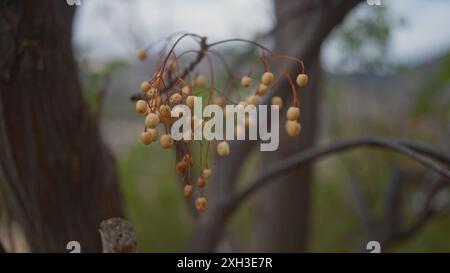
[0, 0, 449, 252]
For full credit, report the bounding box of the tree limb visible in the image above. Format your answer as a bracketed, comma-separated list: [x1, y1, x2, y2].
[228, 136, 450, 214]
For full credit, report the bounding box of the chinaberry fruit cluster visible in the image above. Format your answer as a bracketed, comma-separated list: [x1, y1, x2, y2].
[133, 34, 308, 212]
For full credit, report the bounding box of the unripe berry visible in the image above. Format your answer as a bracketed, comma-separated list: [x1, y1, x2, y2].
[176, 161, 187, 174]
[197, 176, 206, 188]
[286, 106, 300, 121]
[213, 96, 225, 107]
[202, 168, 213, 179]
[195, 197, 208, 212]
[135, 100, 148, 114]
[184, 185, 193, 197]
[246, 95, 260, 106]
[145, 113, 160, 128]
[217, 141, 230, 157]
[147, 128, 159, 142]
[261, 72, 274, 86]
[159, 104, 171, 119]
[140, 131, 152, 145]
[256, 84, 268, 96]
[194, 74, 207, 87]
[181, 86, 190, 96]
[271, 96, 283, 109]
[169, 93, 182, 105]
[296, 74, 308, 87]
[160, 134, 173, 149]
[137, 48, 147, 61]
[285, 120, 302, 137]
[241, 76, 252, 87]
[140, 81, 151, 93]
[186, 96, 196, 108]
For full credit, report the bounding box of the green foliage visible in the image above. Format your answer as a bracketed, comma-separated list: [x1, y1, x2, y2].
[333, 5, 405, 72]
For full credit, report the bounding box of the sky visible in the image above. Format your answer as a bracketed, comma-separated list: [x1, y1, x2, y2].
[73, 0, 450, 70]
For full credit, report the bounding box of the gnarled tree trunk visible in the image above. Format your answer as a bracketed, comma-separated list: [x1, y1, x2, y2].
[252, 0, 361, 252]
[0, 0, 123, 252]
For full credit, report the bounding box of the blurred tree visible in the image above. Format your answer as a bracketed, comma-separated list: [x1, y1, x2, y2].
[187, 0, 363, 252]
[0, 0, 123, 252]
[253, 0, 362, 253]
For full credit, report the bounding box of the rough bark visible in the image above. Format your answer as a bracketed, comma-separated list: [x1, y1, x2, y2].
[252, 0, 362, 253]
[0, 0, 123, 252]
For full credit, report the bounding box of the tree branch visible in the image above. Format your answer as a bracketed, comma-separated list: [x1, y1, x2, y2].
[130, 36, 208, 101]
[228, 136, 450, 214]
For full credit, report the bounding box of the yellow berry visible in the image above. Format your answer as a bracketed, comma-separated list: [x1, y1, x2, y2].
[194, 74, 207, 87]
[285, 120, 301, 137]
[169, 93, 182, 105]
[241, 76, 252, 87]
[147, 128, 159, 142]
[271, 96, 283, 109]
[296, 74, 308, 87]
[286, 106, 300, 121]
[197, 177, 206, 188]
[140, 131, 152, 145]
[140, 81, 151, 93]
[256, 84, 268, 96]
[213, 96, 225, 107]
[246, 95, 260, 106]
[137, 49, 147, 61]
[181, 86, 190, 96]
[160, 134, 173, 149]
[184, 185, 193, 197]
[217, 141, 230, 157]
[195, 197, 208, 212]
[176, 161, 187, 175]
[202, 168, 213, 179]
[159, 134, 173, 149]
[186, 96, 196, 108]
[135, 100, 148, 114]
[261, 72, 274, 86]
[159, 105, 171, 119]
[145, 113, 160, 128]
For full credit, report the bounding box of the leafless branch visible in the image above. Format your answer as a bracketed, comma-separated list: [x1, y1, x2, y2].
[386, 177, 449, 245]
[130, 36, 208, 101]
[228, 136, 450, 214]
